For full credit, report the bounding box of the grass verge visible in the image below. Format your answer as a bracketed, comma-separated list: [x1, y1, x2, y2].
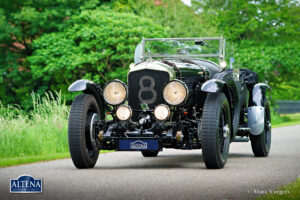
[0, 92, 115, 168]
[0, 92, 70, 167]
[272, 113, 300, 128]
[0, 92, 69, 157]
[0, 153, 70, 168]
[0, 150, 113, 168]
[257, 178, 300, 200]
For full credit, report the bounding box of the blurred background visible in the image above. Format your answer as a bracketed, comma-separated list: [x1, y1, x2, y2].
[0, 0, 299, 166]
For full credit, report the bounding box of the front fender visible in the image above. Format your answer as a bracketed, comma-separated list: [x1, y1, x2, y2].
[68, 79, 95, 92]
[201, 79, 225, 93]
[201, 72, 240, 138]
[252, 83, 271, 107]
[247, 83, 271, 135]
[247, 106, 265, 135]
[68, 79, 105, 119]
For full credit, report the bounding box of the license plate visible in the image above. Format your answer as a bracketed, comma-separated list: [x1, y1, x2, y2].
[118, 139, 159, 151]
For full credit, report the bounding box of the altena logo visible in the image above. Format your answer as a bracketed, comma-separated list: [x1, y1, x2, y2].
[130, 140, 147, 149]
[10, 174, 42, 193]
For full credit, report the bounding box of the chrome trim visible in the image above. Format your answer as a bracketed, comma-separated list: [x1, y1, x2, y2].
[128, 60, 176, 80]
[90, 113, 100, 150]
[223, 124, 230, 138]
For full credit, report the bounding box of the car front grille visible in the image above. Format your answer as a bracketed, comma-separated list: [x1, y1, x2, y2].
[128, 69, 170, 121]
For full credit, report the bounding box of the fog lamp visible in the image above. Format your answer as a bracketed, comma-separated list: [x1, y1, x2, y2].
[154, 104, 170, 121]
[116, 105, 132, 121]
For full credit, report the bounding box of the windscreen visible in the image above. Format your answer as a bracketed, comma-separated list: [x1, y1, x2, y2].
[143, 38, 222, 60]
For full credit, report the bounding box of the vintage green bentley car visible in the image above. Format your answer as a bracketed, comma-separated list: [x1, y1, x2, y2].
[68, 37, 271, 169]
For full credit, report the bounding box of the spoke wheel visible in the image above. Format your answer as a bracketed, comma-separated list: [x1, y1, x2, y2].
[68, 94, 101, 168]
[200, 93, 231, 169]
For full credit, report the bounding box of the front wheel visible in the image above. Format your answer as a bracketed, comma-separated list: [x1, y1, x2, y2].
[68, 94, 101, 168]
[250, 100, 271, 157]
[200, 93, 231, 169]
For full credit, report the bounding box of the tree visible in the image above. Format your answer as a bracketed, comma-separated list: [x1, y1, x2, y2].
[192, 0, 300, 100]
[234, 40, 300, 100]
[113, 0, 219, 37]
[0, 0, 103, 106]
[192, 0, 300, 43]
[28, 9, 168, 101]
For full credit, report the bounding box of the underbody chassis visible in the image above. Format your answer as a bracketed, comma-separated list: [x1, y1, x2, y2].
[98, 119, 202, 151]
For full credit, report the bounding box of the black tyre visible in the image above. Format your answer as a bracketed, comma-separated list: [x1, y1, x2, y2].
[141, 150, 159, 157]
[250, 100, 271, 157]
[68, 94, 101, 168]
[200, 93, 231, 169]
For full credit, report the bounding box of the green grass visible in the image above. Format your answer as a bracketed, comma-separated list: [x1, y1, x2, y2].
[0, 150, 113, 168]
[0, 152, 70, 168]
[0, 92, 114, 168]
[0, 92, 70, 167]
[257, 178, 300, 200]
[272, 113, 300, 128]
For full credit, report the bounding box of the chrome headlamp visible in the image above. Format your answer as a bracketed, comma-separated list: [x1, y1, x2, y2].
[163, 80, 188, 106]
[103, 80, 127, 106]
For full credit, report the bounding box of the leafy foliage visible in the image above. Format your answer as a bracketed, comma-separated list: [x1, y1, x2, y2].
[233, 40, 300, 100]
[193, 0, 300, 102]
[0, 0, 300, 109]
[113, 0, 219, 37]
[28, 9, 168, 101]
[193, 0, 300, 43]
[0, 0, 103, 107]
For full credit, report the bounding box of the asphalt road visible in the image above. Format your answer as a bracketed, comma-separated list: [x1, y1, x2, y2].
[1, 125, 300, 200]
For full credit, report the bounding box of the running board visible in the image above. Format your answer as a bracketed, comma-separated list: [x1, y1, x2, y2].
[232, 137, 250, 142]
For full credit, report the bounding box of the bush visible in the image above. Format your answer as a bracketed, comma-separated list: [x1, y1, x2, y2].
[0, 0, 103, 107]
[28, 9, 168, 102]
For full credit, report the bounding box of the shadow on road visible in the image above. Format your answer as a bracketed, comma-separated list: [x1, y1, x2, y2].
[92, 152, 254, 170]
[229, 153, 254, 158]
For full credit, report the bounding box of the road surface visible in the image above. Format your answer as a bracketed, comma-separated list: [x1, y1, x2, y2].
[0, 125, 300, 200]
